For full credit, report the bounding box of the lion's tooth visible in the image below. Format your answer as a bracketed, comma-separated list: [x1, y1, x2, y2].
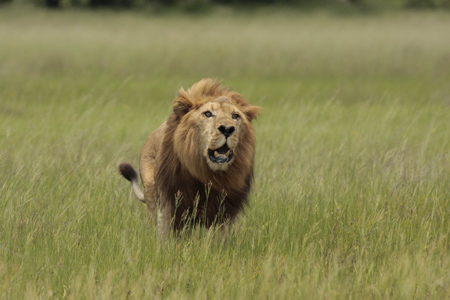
[214, 150, 219, 157]
[225, 150, 230, 157]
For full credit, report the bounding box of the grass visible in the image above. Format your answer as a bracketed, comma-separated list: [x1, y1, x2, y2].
[1, 5, 450, 299]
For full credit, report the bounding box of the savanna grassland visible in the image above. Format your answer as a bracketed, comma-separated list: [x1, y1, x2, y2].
[1, 5, 450, 299]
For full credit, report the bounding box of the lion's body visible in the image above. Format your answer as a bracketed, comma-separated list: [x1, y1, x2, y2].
[119, 79, 260, 238]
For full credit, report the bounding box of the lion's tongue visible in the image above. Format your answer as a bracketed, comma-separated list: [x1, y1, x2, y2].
[214, 145, 230, 158]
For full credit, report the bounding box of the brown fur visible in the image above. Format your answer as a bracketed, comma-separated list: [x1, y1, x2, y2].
[119, 79, 260, 237]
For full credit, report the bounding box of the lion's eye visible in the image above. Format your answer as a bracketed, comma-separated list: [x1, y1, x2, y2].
[232, 113, 240, 120]
[204, 111, 213, 118]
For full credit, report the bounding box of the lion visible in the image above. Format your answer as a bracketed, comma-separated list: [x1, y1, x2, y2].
[119, 79, 260, 238]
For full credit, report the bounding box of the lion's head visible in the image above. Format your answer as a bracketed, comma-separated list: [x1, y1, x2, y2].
[169, 79, 260, 189]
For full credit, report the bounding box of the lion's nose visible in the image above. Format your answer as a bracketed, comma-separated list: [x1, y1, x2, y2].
[218, 125, 235, 138]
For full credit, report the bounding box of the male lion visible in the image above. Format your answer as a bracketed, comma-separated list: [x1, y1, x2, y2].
[119, 79, 260, 238]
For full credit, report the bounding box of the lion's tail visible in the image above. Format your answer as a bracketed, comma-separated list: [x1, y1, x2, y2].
[118, 163, 145, 203]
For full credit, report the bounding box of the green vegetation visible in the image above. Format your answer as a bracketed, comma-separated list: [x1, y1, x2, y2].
[1, 7, 450, 299]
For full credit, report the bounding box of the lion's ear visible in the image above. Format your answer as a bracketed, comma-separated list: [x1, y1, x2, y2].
[173, 89, 193, 117]
[230, 93, 260, 122]
[242, 105, 261, 122]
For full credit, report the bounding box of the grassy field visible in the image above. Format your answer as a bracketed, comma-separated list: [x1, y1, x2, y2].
[1, 6, 450, 299]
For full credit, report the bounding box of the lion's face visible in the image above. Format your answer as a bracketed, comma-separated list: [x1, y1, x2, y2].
[172, 79, 260, 184]
[191, 98, 245, 171]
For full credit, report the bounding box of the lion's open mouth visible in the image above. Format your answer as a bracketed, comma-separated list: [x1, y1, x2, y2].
[208, 144, 233, 164]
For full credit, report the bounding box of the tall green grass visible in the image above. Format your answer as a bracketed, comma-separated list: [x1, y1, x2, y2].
[1, 7, 450, 299]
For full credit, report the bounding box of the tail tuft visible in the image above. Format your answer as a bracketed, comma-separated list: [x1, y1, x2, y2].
[119, 163, 138, 182]
[119, 162, 145, 203]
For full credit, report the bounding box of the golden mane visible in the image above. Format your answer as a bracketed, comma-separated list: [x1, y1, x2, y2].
[175, 78, 260, 122]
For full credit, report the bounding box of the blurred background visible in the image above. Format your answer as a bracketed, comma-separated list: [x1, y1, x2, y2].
[2, 0, 450, 11]
[1, 0, 450, 298]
